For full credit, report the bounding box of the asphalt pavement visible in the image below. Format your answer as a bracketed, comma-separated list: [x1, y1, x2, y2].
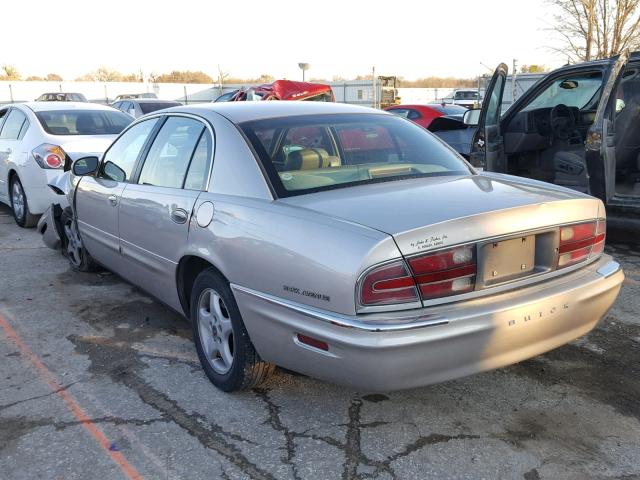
[1, 203, 639, 480]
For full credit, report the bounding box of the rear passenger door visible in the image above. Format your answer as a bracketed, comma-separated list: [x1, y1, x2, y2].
[0, 107, 12, 201]
[0, 108, 29, 201]
[118, 115, 212, 308]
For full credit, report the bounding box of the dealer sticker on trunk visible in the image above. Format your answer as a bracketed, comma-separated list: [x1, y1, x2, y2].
[410, 234, 449, 251]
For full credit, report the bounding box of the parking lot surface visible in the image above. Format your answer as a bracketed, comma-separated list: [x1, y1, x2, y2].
[1, 203, 639, 480]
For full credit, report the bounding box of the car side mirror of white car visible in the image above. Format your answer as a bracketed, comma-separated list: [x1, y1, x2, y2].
[463, 109, 481, 127]
[72, 156, 99, 176]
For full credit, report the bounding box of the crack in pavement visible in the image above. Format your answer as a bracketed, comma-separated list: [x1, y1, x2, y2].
[0, 381, 78, 412]
[253, 388, 479, 480]
[69, 333, 275, 480]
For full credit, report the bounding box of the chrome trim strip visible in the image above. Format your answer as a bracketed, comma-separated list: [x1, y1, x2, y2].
[596, 260, 621, 278]
[230, 284, 448, 332]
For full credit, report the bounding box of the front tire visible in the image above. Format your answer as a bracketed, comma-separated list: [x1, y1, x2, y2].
[10, 176, 38, 228]
[190, 268, 274, 391]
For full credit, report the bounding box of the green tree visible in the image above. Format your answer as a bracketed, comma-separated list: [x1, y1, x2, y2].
[45, 73, 63, 81]
[25, 75, 44, 81]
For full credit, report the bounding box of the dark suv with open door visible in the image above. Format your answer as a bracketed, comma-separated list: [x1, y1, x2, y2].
[460, 51, 640, 215]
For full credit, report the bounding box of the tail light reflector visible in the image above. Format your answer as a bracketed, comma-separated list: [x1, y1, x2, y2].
[408, 245, 476, 300]
[359, 260, 419, 306]
[557, 219, 605, 268]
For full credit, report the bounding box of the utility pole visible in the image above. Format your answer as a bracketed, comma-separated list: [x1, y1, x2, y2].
[372, 66, 376, 108]
[512, 58, 518, 104]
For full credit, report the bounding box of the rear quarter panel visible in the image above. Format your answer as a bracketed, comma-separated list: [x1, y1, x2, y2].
[186, 194, 400, 315]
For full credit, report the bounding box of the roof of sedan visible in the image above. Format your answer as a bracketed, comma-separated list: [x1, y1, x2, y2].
[21, 102, 119, 112]
[167, 101, 387, 123]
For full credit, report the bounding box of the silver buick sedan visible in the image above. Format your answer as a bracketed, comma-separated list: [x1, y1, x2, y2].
[42, 101, 624, 392]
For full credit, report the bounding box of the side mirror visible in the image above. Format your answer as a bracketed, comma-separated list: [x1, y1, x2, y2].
[463, 109, 481, 126]
[72, 156, 99, 176]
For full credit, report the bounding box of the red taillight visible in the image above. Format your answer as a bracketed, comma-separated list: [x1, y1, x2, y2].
[557, 219, 606, 268]
[45, 154, 63, 168]
[32, 144, 67, 169]
[359, 260, 419, 306]
[408, 245, 476, 300]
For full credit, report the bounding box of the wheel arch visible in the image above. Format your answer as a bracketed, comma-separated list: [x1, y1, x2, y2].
[176, 255, 229, 319]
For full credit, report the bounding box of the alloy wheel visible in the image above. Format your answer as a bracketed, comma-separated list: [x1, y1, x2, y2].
[197, 288, 234, 374]
[64, 220, 83, 268]
[11, 181, 25, 221]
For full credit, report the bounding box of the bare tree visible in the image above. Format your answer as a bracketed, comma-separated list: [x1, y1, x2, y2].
[548, 0, 640, 62]
[0, 65, 21, 80]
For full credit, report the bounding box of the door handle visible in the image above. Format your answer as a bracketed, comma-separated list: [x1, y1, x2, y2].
[107, 195, 118, 206]
[170, 208, 188, 224]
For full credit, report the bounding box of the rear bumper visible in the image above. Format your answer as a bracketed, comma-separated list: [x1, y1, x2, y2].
[232, 255, 623, 391]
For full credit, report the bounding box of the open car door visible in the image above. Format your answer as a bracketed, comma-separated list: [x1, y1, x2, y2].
[585, 50, 629, 202]
[469, 63, 508, 171]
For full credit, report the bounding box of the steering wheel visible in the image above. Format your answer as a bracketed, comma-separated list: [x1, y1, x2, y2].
[549, 104, 575, 140]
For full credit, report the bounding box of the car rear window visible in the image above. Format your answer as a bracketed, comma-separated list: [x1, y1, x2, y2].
[139, 102, 181, 114]
[35, 110, 132, 135]
[433, 105, 468, 115]
[241, 113, 471, 197]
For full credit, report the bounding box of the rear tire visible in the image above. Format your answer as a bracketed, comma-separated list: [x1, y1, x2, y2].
[10, 176, 38, 228]
[190, 268, 274, 391]
[61, 209, 99, 272]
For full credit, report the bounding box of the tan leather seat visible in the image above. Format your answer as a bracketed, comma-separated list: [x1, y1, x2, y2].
[284, 148, 341, 170]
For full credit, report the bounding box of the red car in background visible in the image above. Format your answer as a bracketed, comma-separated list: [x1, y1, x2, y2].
[384, 104, 467, 129]
[217, 80, 335, 102]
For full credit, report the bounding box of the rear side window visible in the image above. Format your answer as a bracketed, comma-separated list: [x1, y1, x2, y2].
[184, 131, 212, 190]
[35, 110, 132, 135]
[0, 110, 27, 140]
[138, 117, 205, 189]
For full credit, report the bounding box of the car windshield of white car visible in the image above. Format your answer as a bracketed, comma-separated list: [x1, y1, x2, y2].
[35, 110, 132, 136]
[241, 113, 472, 197]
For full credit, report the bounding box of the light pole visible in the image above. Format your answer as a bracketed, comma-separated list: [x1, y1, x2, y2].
[298, 63, 309, 82]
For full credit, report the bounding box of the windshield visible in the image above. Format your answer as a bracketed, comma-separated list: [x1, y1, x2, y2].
[35, 110, 132, 135]
[522, 72, 603, 112]
[241, 113, 472, 197]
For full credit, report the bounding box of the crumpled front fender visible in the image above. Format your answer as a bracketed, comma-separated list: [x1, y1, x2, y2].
[37, 204, 64, 250]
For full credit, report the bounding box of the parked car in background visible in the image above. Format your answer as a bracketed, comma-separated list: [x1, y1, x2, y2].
[41, 101, 622, 393]
[213, 90, 239, 102]
[436, 89, 483, 109]
[0, 102, 132, 227]
[113, 93, 158, 102]
[385, 104, 467, 129]
[35, 92, 88, 102]
[223, 80, 335, 102]
[435, 51, 640, 215]
[112, 99, 182, 118]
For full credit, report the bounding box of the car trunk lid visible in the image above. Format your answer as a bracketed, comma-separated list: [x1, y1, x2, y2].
[55, 135, 118, 161]
[279, 173, 602, 257]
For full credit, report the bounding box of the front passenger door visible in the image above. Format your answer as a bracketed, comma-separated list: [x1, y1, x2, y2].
[118, 116, 212, 309]
[75, 118, 160, 269]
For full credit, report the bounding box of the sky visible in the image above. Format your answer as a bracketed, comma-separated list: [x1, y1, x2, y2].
[4, 0, 567, 81]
